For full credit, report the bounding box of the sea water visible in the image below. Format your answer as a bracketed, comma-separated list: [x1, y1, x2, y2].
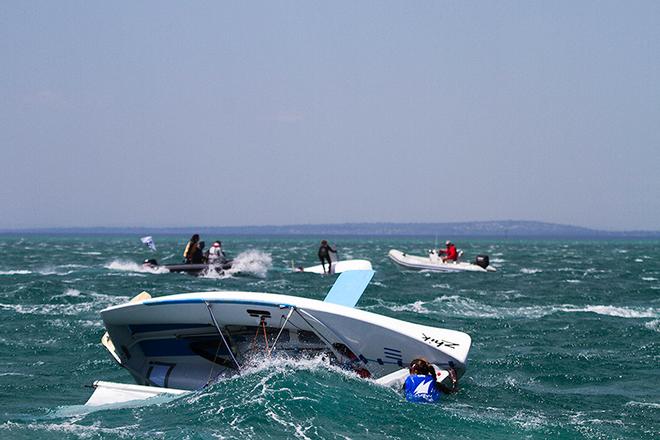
[0, 236, 658, 439]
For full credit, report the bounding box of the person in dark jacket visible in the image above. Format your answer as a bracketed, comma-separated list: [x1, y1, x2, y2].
[192, 241, 206, 264]
[318, 240, 337, 274]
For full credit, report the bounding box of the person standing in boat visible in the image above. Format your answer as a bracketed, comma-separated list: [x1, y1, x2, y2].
[207, 241, 225, 264]
[318, 240, 337, 274]
[403, 358, 458, 403]
[439, 240, 458, 262]
[183, 234, 200, 263]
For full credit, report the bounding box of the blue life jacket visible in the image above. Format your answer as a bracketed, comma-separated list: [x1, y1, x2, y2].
[404, 374, 441, 403]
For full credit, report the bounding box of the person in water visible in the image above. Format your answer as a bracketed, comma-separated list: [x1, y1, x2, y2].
[403, 358, 458, 403]
[206, 240, 225, 264]
[183, 234, 200, 263]
[318, 240, 337, 274]
[192, 241, 206, 264]
[439, 240, 458, 262]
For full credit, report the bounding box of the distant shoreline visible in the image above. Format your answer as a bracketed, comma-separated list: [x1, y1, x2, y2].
[1, 221, 659, 239]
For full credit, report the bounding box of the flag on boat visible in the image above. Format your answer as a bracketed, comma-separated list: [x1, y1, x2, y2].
[140, 236, 156, 251]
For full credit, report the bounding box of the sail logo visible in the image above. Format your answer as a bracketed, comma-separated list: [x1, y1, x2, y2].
[421, 333, 459, 349]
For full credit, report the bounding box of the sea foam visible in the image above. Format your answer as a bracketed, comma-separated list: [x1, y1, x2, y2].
[0, 270, 32, 275]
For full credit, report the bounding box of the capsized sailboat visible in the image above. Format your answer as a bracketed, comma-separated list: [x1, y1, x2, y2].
[86, 270, 471, 406]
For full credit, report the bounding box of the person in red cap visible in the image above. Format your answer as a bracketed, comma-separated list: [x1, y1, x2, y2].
[439, 240, 458, 262]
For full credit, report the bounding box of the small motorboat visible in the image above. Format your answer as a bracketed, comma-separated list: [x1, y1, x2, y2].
[293, 259, 373, 274]
[388, 249, 496, 272]
[85, 270, 471, 406]
[142, 258, 233, 275]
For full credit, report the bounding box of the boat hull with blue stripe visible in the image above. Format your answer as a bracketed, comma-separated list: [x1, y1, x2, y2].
[89, 271, 471, 405]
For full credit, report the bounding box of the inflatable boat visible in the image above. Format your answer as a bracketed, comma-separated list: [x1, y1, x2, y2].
[388, 249, 496, 272]
[142, 259, 233, 275]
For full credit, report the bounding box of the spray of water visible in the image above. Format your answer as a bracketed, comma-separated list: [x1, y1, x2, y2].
[224, 250, 273, 278]
[105, 260, 169, 274]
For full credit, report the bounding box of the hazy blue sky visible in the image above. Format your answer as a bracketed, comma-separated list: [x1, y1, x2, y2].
[1, 1, 659, 230]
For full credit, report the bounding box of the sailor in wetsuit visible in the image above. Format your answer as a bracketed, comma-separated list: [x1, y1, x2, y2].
[318, 240, 337, 274]
[403, 358, 458, 403]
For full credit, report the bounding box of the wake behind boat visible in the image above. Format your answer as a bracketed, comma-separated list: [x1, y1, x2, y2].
[389, 249, 496, 272]
[85, 270, 471, 406]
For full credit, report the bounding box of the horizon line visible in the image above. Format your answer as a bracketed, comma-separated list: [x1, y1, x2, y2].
[1, 220, 659, 235]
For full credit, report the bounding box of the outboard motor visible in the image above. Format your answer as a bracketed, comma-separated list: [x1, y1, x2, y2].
[474, 255, 489, 269]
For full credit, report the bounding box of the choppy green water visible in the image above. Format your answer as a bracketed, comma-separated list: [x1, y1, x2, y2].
[0, 235, 658, 439]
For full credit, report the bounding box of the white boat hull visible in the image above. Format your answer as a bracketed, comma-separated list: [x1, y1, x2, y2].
[98, 290, 471, 392]
[388, 249, 496, 272]
[295, 259, 373, 274]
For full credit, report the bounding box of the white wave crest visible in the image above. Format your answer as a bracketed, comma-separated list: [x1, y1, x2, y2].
[520, 268, 542, 274]
[225, 250, 272, 278]
[0, 302, 96, 316]
[37, 267, 76, 276]
[388, 300, 431, 314]
[52, 288, 82, 299]
[105, 260, 169, 274]
[625, 400, 660, 408]
[370, 296, 660, 320]
[510, 410, 547, 429]
[0, 292, 130, 316]
[0, 270, 32, 275]
[567, 305, 659, 318]
[644, 319, 660, 332]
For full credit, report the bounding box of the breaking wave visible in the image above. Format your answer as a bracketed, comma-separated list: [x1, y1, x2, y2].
[370, 296, 660, 319]
[644, 319, 660, 332]
[0, 292, 130, 316]
[51, 288, 82, 299]
[0, 270, 32, 275]
[625, 401, 660, 409]
[520, 268, 542, 274]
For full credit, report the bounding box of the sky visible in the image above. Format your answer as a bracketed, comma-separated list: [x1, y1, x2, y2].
[1, 1, 659, 230]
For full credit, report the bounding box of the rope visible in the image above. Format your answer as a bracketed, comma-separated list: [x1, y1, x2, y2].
[205, 335, 225, 386]
[269, 306, 295, 355]
[204, 301, 241, 372]
[261, 317, 270, 353]
[251, 322, 261, 352]
[295, 308, 368, 370]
